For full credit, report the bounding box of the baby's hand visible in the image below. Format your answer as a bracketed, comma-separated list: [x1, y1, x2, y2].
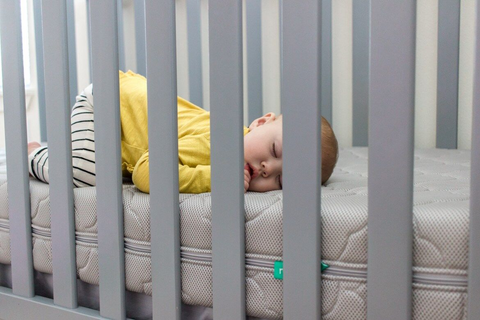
[244, 167, 251, 193]
[28, 141, 41, 155]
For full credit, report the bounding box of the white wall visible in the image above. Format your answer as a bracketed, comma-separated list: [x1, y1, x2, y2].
[0, 0, 476, 149]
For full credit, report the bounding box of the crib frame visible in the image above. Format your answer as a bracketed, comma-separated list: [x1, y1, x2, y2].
[0, 0, 479, 319]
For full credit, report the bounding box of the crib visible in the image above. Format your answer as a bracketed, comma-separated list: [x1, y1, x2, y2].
[0, 0, 478, 319]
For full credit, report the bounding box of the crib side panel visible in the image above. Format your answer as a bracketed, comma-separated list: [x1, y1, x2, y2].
[117, 0, 126, 71]
[0, 0, 34, 298]
[246, 0, 263, 123]
[321, 0, 333, 125]
[209, 0, 246, 318]
[186, 0, 203, 107]
[89, 1, 126, 319]
[41, 0, 77, 309]
[352, 0, 369, 147]
[282, 0, 322, 318]
[467, 1, 480, 317]
[0, 287, 101, 320]
[367, 1, 415, 319]
[134, 0, 146, 76]
[32, 0, 47, 142]
[66, 0, 78, 107]
[436, 0, 460, 149]
[144, 0, 182, 319]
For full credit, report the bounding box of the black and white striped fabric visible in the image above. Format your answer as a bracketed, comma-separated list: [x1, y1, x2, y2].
[28, 84, 96, 187]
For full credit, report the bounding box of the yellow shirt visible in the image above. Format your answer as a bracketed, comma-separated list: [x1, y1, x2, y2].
[118, 71, 248, 193]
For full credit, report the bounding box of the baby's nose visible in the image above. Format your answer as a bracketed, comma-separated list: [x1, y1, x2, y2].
[261, 162, 268, 177]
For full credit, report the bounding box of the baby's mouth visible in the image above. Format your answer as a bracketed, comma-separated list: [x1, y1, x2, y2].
[248, 163, 259, 180]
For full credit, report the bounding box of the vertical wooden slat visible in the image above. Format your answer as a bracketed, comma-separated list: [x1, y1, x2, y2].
[66, 0, 78, 107]
[321, 0, 332, 125]
[352, 0, 369, 147]
[134, 0, 146, 76]
[187, 0, 203, 107]
[436, 0, 460, 149]
[209, 0, 245, 319]
[89, 1, 125, 319]
[117, 0, 126, 71]
[41, 0, 77, 308]
[367, 1, 415, 319]
[467, 1, 480, 317]
[86, 0, 93, 82]
[0, 0, 34, 297]
[144, 0, 181, 319]
[246, 0, 262, 123]
[32, 0, 47, 141]
[282, 0, 322, 318]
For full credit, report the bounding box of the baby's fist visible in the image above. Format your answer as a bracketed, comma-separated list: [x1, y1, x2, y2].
[244, 167, 251, 193]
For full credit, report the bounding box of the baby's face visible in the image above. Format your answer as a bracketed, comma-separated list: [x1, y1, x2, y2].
[244, 113, 283, 192]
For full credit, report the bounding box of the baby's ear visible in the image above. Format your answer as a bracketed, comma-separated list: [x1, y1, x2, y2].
[248, 112, 276, 131]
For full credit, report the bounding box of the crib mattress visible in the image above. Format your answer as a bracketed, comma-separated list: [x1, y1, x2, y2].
[0, 147, 471, 319]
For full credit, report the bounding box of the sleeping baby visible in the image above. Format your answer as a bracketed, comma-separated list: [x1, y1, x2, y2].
[28, 70, 338, 194]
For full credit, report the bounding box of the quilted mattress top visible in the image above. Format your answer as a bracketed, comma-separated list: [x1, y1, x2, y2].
[0, 147, 472, 274]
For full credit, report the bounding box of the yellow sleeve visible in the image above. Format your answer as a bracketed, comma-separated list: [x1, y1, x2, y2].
[132, 150, 211, 194]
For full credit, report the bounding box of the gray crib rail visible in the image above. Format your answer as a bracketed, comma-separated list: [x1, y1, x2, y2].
[367, 1, 416, 319]
[89, 1, 126, 319]
[0, 0, 34, 298]
[352, 0, 369, 147]
[32, 0, 47, 142]
[209, 0, 246, 319]
[437, 0, 461, 149]
[321, 0, 332, 125]
[246, 0, 263, 123]
[41, 0, 77, 308]
[282, 0, 323, 317]
[144, 0, 182, 318]
[134, 0, 146, 76]
[468, 1, 480, 318]
[186, 0, 203, 107]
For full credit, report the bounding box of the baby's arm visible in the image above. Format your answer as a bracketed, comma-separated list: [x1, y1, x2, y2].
[132, 151, 212, 194]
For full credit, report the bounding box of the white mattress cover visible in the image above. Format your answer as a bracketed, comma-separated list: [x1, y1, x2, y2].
[0, 147, 472, 319]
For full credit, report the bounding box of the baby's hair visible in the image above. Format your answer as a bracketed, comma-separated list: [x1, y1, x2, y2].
[321, 116, 338, 184]
[277, 114, 338, 184]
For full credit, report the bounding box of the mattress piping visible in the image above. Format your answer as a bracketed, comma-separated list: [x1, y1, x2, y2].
[0, 224, 468, 288]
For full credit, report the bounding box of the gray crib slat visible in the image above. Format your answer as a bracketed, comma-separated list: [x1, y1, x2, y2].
[209, 0, 246, 319]
[0, 287, 101, 320]
[41, 0, 77, 309]
[352, 0, 369, 147]
[0, 0, 34, 298]
[321, 0, 332, 125]
[66, 0, 78, 107]
[144, 0, 181, 319]
[368, 1, 415, 319]
[246, 0, 262, 123]
[467, 1, 480, 317]
[187, 0, 204, 107]
[89, 1, 126, 319]
[134, 0, 146, 76]
[86, 0, 93, 82]
[32, 0, 47, 142]
[436, 0, 460, 149]
[117, 0, 126, 71]
[282, 0, 322, 318]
